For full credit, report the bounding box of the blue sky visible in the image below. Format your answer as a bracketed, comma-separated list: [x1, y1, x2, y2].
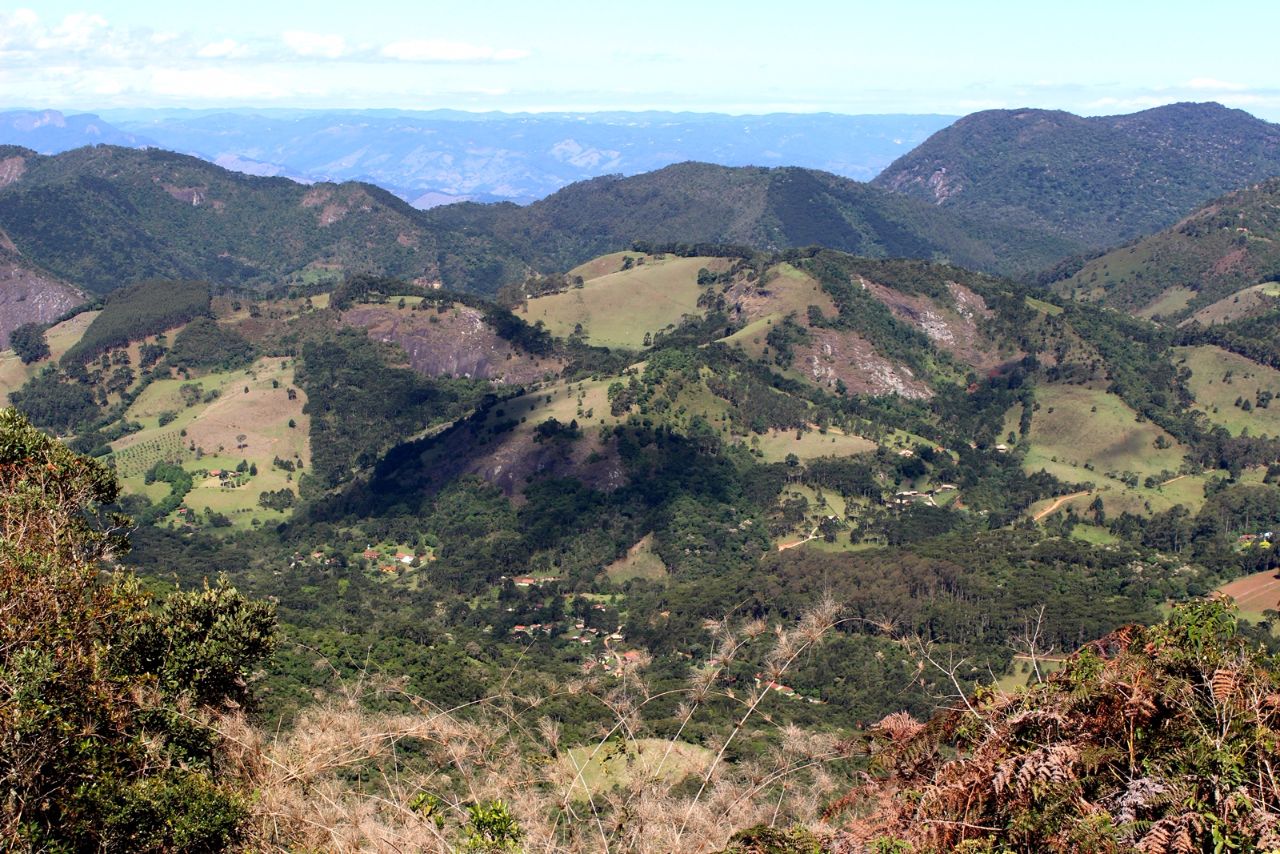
[2, 1, 1278, 118]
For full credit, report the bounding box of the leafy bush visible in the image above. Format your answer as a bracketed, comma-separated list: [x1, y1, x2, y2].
[832, 600, 1280, 853]
[0, 407, 276, 850]
[7, 322, 49, 364]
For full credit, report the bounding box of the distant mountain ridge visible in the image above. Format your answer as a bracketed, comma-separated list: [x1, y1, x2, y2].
[0, 109, 955, 205]
[0, 147, 1076, 301]
[432, 161, 1078, 277]
[0, 144, 471, 294]
[873, 102, 1280, 255]
[0, 110, 154, 153]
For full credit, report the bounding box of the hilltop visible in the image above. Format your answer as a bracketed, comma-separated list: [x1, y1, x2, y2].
[431, 162, 1078, 277]
[874, 102, 1280, 254]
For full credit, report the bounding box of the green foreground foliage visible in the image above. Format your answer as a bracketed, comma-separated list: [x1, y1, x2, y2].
[0, 408, 276, 852]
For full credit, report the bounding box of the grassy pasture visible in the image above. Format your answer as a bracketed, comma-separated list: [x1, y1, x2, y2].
[567, 251, 635, 281]
[525, 256, 725, 350]
[752, 427, 875, 463]
[560, 739, 712, 801]
[1134, 286, 1195, 320]
[1024, 295, 1063, 316]
[604, 534, 669, 582]
[1020, 385, 1185, 481]
[1184, 282, 1280, 327]
[0, 310, 99, 400]
[1176, 345, 1280, 437]
[1009, 383, 1218, 518]
[483, 376, 622, 434]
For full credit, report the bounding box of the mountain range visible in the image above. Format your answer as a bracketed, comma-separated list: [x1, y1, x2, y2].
[0, 108, 957, 205]
[0, 146, 1077, 315]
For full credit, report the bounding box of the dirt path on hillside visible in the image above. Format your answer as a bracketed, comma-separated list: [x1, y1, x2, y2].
[1032, 490, 1092, 522]
[1161, 474, 1187, 486]
[778, 525, 820, 551]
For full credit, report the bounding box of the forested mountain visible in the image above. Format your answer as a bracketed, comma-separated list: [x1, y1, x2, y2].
[874, 102, 1280, 254]
[0, 147, 1076, 302]
[441, 162, 1078, 276]
[0, 144, 522, 295]
[1052, 177, 1280, 321]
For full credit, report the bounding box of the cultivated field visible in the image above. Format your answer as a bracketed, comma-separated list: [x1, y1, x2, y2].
[111, 356, 309, 529]
[1176, 345, 1280, 437]
[1217, 569, 1280, 621]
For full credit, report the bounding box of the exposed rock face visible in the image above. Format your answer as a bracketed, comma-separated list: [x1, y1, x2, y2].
[0, 156, 26, 190]
[794, 327, 932, 400]
[0, 252, 83, 346]
[340, 303, 563, 384]
[861, 278, 1010, 373]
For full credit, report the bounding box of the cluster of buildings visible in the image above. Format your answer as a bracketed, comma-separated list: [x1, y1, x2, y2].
[1238, 532, 1276, 549]
[361, 546, 429, 574]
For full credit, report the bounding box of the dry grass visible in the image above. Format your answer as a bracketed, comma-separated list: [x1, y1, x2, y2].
[222, 601, 848, 853]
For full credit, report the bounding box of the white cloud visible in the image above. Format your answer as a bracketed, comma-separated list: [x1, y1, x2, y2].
[1187, 77, 1248, 91]
[381, 39, 528, 63]
[47, 12, 108, 50]
[282, 30, 347, 59]
[197, 39, 249, 60]
[148, 66, 296, 100]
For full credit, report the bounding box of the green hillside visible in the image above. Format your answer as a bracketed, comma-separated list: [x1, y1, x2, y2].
[0, 145, 526, 295]
[8, 245, 1280, 853]
[1056, 178, 1280, 320]
[0, 147, 1084, 306]
[874, 102, 1280, 255]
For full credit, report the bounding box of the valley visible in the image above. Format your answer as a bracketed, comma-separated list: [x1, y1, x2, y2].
[5, 95, 1280, 854]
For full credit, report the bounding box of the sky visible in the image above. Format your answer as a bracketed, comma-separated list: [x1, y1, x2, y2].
[2, 1, 1279, 118]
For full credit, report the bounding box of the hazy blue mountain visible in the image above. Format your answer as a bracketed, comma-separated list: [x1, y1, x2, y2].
[103, 109, 956, 205]
[0, 110, 154, 153]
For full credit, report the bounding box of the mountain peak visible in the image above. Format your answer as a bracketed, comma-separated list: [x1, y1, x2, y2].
[872, 103, 1280, 251]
